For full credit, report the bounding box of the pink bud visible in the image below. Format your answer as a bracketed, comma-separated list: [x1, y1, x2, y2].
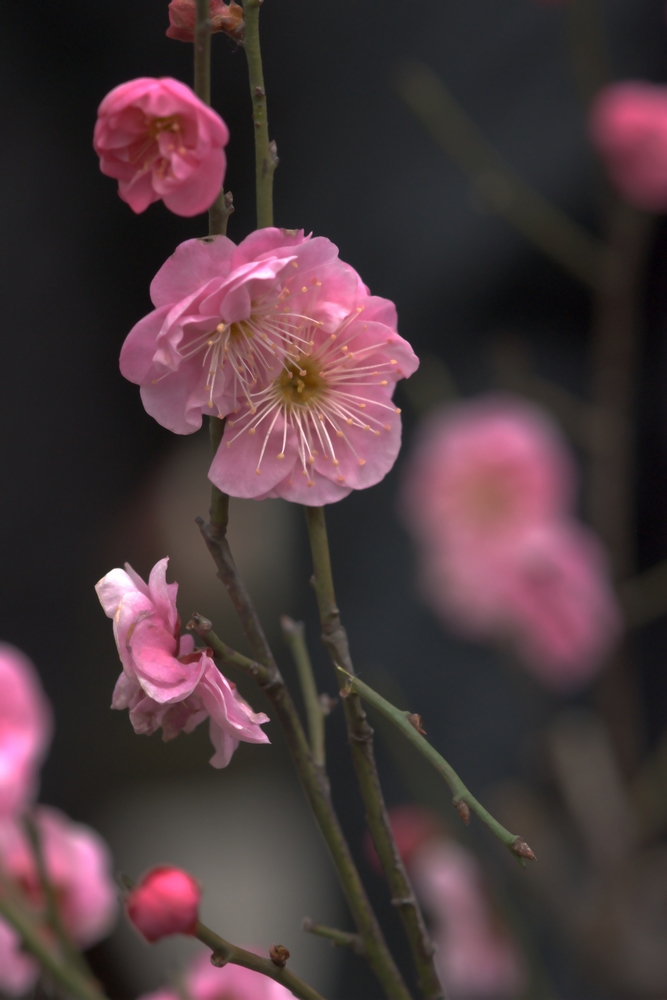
[126, 866, 201, 942]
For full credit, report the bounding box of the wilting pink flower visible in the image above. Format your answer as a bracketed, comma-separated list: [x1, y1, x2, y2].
[401, 397, 620, 688]
[400, 396, 573, 550]
[167, 0, 244, 42]
[120, 228, 417, 504]
[0, 644, 52, 819]
[96, 558, 269, 767]
[94, 78, 229, 216]
[0, 805, 117, 991]
[140, 950, 295, 1000]
[127, 866, 201, 942]
[590, 81, 667, 211]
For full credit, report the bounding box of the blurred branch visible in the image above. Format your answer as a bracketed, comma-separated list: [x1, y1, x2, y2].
[630, 728, 667, 841]
[196, 921, 326, 1000]
[395, 59, 611, 290]
[339, 668, 535, 866]
[23, 813, 95, 982]
[0, 881, 105, 1000]
[194, 524, 409, 999]
[302, 918, 366, 957]
[619, 560, 667, 630]
[564, 0, 613, 107]
[304, 506, 444, 1000]
[281, 617, 326, 768]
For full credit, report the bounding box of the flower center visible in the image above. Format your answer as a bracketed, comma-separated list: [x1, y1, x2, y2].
[147, 115, 182, 139]
[278, 357, 324, 407]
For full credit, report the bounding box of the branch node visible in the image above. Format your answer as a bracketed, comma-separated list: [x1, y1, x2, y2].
[511, 837, 537, 862]
[210, 950, 229, 968]
[407, 712, 427, 736]
[269, 944, 290, 967]
[453, 796, 471, 825]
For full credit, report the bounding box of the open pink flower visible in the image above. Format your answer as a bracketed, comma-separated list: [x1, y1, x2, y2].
[0, 644, 52, 819]
[94, 78, 228, 216]
[590, 81, 667, 211]
[96, 558, 269, 766]
[400, 396, 573, 551]
[0, 805, 117, 991]
[127, 866, 200, 942]
[119, 228, 417, 503]
[140, 950, 296, 1000]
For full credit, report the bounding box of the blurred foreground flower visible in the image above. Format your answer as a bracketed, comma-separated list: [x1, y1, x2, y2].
[167, 0, 245, 43]
[120, 229, 418, 504]
[94, 78, 229, 216]
[141, 949, 295, 999]
[127, 866, 200, 942]
[368, 806, 525, 1000]
[401, 397, 621, 688]
[0, 807, 117, 996]
[590, 81, 667, 211]
[96, 558, 270, 767]
[0, 644, 52, 819]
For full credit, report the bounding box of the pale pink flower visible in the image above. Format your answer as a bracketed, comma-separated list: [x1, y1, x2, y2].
[0, 805, 117, 982]
[167, 0, 244, 43]
[119, 229, 416, 503]
[411, 839, 526, 999]
[96, 558, 269, 767]
[94, 78, 229, 216]
[590, 81, 667, 211]
[140, 950, 296, 1000]
[0, 644, 52, 819]
[0, 922, 39, 997]
[126, 866, 200, 942]
[400, 396, 574, 551]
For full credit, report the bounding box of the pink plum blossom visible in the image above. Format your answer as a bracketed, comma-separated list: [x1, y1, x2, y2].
[126, 866, 200, 942]
[0, 922, 40, 997]
[95, 558, 269, 767]
[119, 228, 417, 504]
[0, 644, 52, 819]
[400, 396, 574, 550]
[140, 950, 296, 1000]
[401, 397, 620, 689]
[590, 82, 667, 211]
[94, 78, 229, 216]
[0, 805, 117, 992]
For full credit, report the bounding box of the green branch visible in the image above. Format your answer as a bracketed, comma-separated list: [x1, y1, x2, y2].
[242, 0, 278, 227]
[282, 616, 326, 767]
[340, 669, 536, 866]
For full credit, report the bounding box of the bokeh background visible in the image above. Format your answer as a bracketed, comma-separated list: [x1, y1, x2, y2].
[1, 0, 667, 997]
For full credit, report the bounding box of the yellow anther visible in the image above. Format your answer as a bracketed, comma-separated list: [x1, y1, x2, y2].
[248, 428, 256, 435]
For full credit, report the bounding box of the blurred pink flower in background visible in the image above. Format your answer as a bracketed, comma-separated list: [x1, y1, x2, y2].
[167, 0, 244, 43]
[94, 78, 229, 216]
[126, 866, 200, 942]
[590, 81, 667, 211]
[120, 228, 417, 504]
[401, 396, 621, 689]
[367, 806, 526, 1000]
[0, 644, 52, 819]
[141, 950, 295, 1000]
[96, 558, 270, 766]
[0, 806, 117, 995]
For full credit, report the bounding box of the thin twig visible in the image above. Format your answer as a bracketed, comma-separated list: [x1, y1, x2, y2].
[282, 617, 326, 767]
[339, 668, 536, 866]
[242, 0, 277, 227]
[396, 58, 610, 290]
[195, 921, 326, 1000]
[302, 918, 366, 957]
[304, 505, 445, 1000]
[195, 521, 410, 1000]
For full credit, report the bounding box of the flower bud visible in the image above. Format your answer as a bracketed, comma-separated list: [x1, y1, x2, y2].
[126, 866, 201, 942]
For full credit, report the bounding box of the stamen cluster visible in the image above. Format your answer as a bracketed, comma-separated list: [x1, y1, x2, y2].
[121, 227, 419, 504]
